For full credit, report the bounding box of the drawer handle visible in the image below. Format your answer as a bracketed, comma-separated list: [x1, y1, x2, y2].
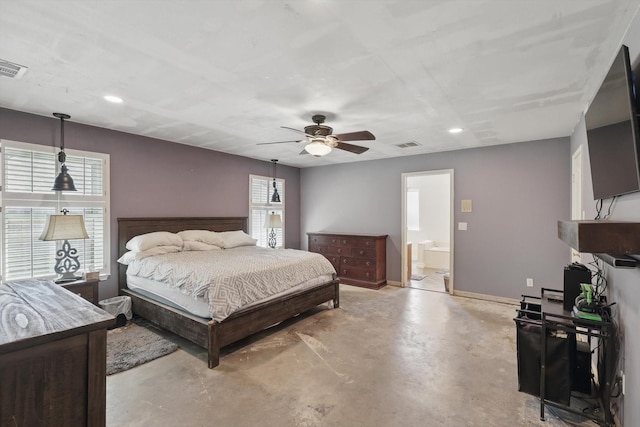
[366, 241, 371, 246]
[332, 239, 337, 244]
[338, 248, 342, 253]
[342, 239, 348, 244]
[342, 259, 348, 264]
[365, 272, 370, 278]
[359, 250, 364, 255]
[343, 269, 348, 275]
[365, 261, 371, 267]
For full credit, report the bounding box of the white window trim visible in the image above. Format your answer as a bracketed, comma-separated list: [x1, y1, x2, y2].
[0, 139, 111, 281]
[249, 174, 285, 248]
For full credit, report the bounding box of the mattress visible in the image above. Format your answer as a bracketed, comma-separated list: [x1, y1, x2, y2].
[124, 246, 336, 321]
[127, 273, 335, 319]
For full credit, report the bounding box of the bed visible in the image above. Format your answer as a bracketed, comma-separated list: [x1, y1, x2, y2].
[118, 217, 340, 368]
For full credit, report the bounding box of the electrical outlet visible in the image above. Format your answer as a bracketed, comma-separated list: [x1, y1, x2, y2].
[526, 278, 534, 287]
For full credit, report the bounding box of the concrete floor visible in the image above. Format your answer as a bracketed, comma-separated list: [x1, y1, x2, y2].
[107, 285, 594, 427]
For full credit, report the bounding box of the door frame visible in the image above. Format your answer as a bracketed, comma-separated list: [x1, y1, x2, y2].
[401, 169, 454, 293]
[571, 146, 583, 262]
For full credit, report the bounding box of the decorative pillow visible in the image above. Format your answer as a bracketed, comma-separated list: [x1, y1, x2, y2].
[183, 241, 222, 251]
[217, 230, 258, 249]
[117, 246, 182, 265]
[126, 231, 183, 252]
[177, 230, 224, 247]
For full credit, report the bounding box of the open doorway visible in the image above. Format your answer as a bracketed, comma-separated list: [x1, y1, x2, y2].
[401, 170, 454, 293]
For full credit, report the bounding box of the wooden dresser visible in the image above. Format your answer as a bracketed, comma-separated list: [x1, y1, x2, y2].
[0, 279, 114, 427]
[308, 232, 387, 289]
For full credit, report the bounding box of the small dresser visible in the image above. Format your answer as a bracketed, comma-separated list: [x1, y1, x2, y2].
[0, 279, 114, 427]
[308, 232, 387, 289]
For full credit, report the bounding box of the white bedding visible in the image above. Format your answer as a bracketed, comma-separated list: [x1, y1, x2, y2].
[124, 246, 336, 321]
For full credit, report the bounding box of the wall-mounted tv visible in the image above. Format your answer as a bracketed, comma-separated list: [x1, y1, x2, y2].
[586, 44, 640, 200]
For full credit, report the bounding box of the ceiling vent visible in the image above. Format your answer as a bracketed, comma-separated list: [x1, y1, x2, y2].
[396, 141, 421, 148]
[0, 59, 28, 79]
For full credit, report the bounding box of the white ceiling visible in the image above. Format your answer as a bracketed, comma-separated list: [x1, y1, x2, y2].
[1, 1, 639, 168]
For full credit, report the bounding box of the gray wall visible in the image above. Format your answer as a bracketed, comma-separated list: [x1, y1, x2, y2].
[569, 13, 640, 424]
[0, 108, 301, 299]
[300, 137, 571, 299]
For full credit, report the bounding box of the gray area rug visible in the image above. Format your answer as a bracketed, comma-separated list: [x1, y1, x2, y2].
[107, 321, 179, 375]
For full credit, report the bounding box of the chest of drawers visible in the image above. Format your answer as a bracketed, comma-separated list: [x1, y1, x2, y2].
[308, 232, 387, 289]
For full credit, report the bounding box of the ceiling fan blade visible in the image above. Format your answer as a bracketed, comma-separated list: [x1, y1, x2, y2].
[257, 140, 302, 145]
[333, 130, 375, 141]
[335, 141, 369, 154]
[281, 126, 313, 137]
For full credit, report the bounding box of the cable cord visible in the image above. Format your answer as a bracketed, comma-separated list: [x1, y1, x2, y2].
[594, 196, 617, 220]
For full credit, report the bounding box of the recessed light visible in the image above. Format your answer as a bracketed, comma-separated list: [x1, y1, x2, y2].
[449, 127, 463, 134]
[104, 95, 123, 103]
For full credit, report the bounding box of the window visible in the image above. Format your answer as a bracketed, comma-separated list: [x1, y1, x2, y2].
[407, 189, 420, 231]
[249, 174, 284, 248]
[0, 140, 110, 281]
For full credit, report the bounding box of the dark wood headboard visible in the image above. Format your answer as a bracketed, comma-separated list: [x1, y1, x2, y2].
[117, 217, 247, 292]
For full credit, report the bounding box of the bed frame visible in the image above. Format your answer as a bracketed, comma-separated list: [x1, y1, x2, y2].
[118, 217, 339, 368]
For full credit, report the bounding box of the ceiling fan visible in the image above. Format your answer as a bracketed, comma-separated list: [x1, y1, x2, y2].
[258, 114, 375, 157]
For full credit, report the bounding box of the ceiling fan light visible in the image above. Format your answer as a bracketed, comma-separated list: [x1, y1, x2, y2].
[305, 142, 332, 157]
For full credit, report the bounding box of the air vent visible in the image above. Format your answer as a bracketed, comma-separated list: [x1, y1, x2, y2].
[0, 59, 28, 79]
[396, 141, 421, 148]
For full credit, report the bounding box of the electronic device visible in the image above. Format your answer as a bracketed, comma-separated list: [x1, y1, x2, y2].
[595, 253, 638, 268]
[586, 44, 640, 200]
[564, 263, 591, 312]
[573, 284, 603, 322]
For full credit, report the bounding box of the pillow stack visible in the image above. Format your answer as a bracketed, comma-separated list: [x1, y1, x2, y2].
[117, 229, 258, 265]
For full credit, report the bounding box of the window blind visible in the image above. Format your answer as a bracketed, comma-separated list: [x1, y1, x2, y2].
[249, 175, 284, 248]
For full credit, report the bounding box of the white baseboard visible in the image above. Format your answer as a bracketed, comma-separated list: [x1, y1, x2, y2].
[387, 280, 402, 287]
[453, 289, 519, 306]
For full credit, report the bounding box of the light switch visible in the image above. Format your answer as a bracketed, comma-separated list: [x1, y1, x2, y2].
[458, 222, 468, 231]
[461, 199, 473, 213]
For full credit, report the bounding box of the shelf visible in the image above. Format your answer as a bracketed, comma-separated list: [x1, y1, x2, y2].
[557, 220, 640, 254]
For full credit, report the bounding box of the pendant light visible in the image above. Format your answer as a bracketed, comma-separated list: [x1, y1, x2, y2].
[271, 159, 281, 203]
[52, 112, 77, 192]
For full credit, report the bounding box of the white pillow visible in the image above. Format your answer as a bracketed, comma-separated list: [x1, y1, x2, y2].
[117, 245, 182, 265]
[183, 241, 222, 251]
[126, 231, 183, 252]
[218, 230, 258, 249]
[177, 229, 224, 247]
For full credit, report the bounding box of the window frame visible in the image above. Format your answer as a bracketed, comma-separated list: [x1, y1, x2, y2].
[0, 139, 111, 281]
[248, 174, 285, 248]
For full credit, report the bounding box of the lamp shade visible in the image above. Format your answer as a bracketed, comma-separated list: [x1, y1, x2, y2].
[39, 214, 89, 241]
[265, 213, 283, 229]
[305, 142, 332, 157]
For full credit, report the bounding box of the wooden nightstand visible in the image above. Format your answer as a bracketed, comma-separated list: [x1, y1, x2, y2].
[60, 278, 100, 305]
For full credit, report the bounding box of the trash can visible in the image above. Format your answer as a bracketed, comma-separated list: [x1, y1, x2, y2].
[99, 295, 132, 328]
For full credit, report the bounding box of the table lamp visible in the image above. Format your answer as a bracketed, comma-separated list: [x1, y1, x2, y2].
[39, 209, 89, 283]
[265, 212, 282, 248]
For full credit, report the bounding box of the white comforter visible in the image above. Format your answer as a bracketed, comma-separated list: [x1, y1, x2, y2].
[125, 246, 336, 321]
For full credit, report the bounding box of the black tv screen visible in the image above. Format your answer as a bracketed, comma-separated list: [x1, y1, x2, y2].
[586, 45, 640, 200]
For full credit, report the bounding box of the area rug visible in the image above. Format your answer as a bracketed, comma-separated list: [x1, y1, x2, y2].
[107, 321, 179, 375]
[410, 274, 426, 281]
